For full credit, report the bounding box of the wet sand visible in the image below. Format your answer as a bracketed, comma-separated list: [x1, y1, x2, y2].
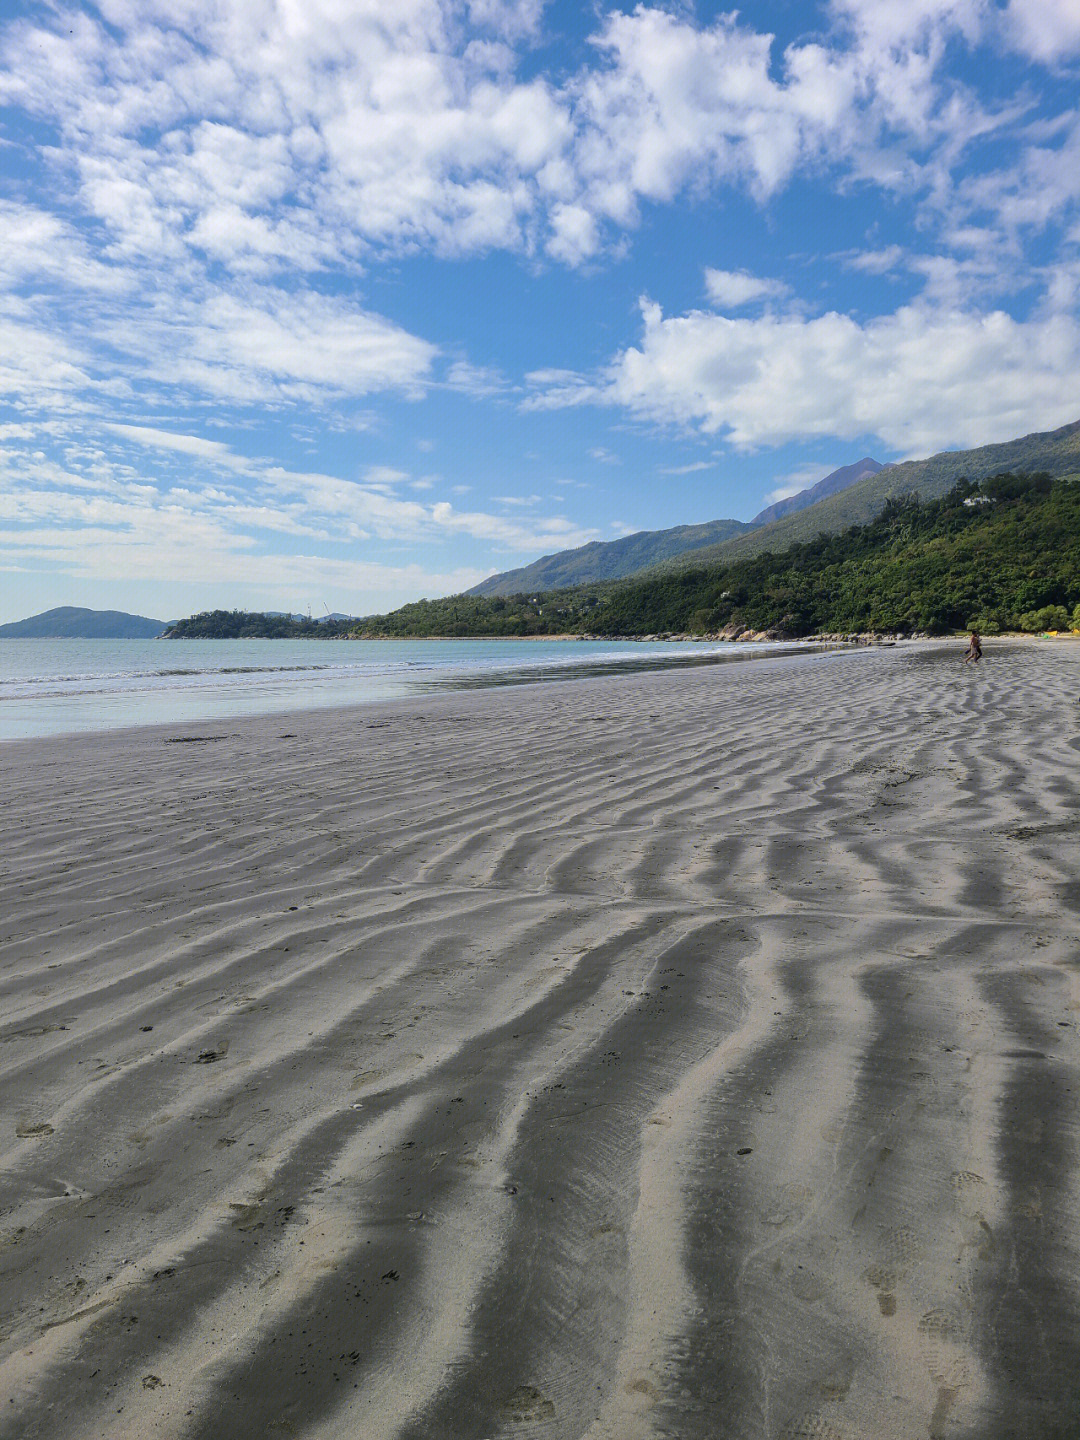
[2, 640, 1080, 1439]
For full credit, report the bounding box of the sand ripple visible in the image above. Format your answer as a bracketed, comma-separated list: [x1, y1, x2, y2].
[2, 642, 1080, 1438]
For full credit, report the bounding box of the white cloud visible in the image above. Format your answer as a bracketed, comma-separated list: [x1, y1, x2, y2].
[1, 425, 598, 571]
[0, 423, 603, 615]
[103, 423, 244, 466]
[155, 289, 439, 402]
[1001, 0, 1080, 62]
[363, 466, 411, 487]
[443, 359, 508, 396]
[1, 280, 439, 413]
[530, 295, 1080, 456]
[953, 111, 1080, 245]
[847, 245, 905, 273]
[658, 460, 715, 475]
[0, 201, 133, 293]
[0, 315, 101, 408]
[761, 463, 831, 505]
[1, 0, 1064, 287]
[704, 269, 789, 308]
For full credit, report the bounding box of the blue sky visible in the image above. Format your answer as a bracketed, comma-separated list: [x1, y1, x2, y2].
[2, 0, 1079, 622]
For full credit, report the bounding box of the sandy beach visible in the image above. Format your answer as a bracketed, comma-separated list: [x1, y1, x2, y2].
[3, 641, 1080, 1439]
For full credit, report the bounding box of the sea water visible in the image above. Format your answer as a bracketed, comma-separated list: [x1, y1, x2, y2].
[0, 635, 798, 741]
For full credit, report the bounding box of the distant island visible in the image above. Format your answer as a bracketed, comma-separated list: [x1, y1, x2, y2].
[0, 606, 169, 639]
[164, 611, 357, 639]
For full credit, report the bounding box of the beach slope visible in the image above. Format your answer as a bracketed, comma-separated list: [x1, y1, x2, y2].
[2, 643, 1080, 1439]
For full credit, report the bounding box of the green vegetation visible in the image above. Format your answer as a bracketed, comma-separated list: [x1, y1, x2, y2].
[348, 472, 1080, 638]
[579, 472, 1080, 636]
[466, 517, 756, 597]
[165, 471, 1080, 641]
[659, 417, 1080, 569]
[164, 610, 355, 638]
[351, 591, 601, 636]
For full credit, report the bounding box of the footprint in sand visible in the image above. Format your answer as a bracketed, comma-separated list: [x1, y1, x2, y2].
[789, 1267, 827, 1303]
[763, 1182, 815, 1228]
[918, 1307, 972, 1392]
[884, 1224, 922, 1266]
[500, 1385, 555, 1423]
[951, 1170, 986, 1193]
[779, 1411, 846, 1440]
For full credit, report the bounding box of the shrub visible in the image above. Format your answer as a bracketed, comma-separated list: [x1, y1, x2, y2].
[1018, 605, 1071, 632]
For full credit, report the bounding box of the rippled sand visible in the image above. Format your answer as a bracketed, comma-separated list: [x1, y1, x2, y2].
[3, 641, 1080, 1439]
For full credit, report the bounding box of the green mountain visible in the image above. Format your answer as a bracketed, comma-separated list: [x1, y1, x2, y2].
[582, 471, 1080, 636]
[750, 457, 883, 525]
[0, 606, 169, 638]
[467, 455, 886, 597]
[164, 610, 356, 638]
[466, 517, 756, 597]
[348, 470, 1080, 638]
[663, 418, 1080, 570]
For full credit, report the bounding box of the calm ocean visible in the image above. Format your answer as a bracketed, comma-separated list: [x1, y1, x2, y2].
[0, 635, 801, 741]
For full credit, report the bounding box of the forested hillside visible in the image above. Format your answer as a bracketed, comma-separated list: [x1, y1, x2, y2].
[467, 454, 882, 597]
[659, 418, 1080, 568]
[466, 517, 755, 597]
[164, 610, 355, 638]
[348, 472, 1080, 638]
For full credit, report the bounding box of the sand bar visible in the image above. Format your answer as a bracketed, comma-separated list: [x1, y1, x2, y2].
[2, 641, 1080, 1439]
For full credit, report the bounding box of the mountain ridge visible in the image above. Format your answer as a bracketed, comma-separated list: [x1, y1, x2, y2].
[658, 419, 1080, 572]
[468, 454, 881, 598]
[466, 517, 755, 597]
[0, 607, 169, 639]
[750, 456, 884, 525]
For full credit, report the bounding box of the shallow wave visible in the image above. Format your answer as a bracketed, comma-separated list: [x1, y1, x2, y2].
[0, 638, 805, 739]
[0, 661, 341, 688]
[216, 664, 330, 675]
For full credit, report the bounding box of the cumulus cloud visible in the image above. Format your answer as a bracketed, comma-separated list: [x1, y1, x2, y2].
[704, 269, 789, 307]
[2, 0, 1068, 286]
[529, 296, 1080, 455]
[2, 0, 1079, 617]
[1000, 0, 1080, 62]
[1, 0, 1076, 431]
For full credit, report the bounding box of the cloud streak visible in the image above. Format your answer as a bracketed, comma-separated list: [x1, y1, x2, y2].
[0, 422, 601, 612]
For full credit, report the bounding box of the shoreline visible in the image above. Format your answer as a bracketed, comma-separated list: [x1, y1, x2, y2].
[4, 642, 1080, 1437]
[0, 634, 854, 746]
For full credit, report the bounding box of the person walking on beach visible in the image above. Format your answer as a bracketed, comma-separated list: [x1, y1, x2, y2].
[964, 630, 983, 663]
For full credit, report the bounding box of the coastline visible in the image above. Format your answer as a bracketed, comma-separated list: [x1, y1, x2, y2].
[4, 640, 1080, 1438]
[0, 634, 848, 744]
